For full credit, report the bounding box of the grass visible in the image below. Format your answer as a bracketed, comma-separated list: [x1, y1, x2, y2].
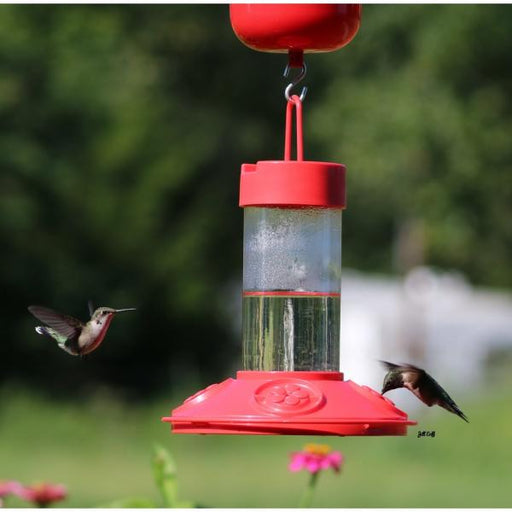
[1, 382, 511, 508]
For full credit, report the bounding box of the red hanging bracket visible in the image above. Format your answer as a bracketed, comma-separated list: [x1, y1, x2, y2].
[239, 89, 346, 208]
[284, 95, 304, 161]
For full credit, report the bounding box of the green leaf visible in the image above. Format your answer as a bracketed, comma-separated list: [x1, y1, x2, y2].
[152, 444, 179, 508]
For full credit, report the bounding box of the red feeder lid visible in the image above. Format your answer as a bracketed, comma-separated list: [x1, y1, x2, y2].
[163, 371, 416, 436]
[230, 4, 362, 53]
[240, 160, 346, 208]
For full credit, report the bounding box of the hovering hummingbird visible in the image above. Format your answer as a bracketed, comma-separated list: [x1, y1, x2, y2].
[28, 302, 136, 356]
[380, 360, 469, 422]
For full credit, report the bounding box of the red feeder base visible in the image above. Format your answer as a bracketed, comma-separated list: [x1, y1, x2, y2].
[163, 371, 416, 436]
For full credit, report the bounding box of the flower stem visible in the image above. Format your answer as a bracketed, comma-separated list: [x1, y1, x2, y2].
[298, 471, 320, 508]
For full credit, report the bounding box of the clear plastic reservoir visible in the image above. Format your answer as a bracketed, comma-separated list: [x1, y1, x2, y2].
[242, 207, 342, 371]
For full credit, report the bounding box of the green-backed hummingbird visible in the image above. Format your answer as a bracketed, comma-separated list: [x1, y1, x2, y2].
[380, 360, 469, 422]
[28, 303, 136, 356]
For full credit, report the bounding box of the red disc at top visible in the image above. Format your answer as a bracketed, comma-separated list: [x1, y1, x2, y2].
[230, 4, 361, 53]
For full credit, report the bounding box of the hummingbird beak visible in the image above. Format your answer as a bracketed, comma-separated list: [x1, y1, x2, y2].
[114, 308, 137, 313]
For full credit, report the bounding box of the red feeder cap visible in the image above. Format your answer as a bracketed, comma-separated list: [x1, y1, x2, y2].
[230, 4, 361, 54]
[239, 160, 346, 208]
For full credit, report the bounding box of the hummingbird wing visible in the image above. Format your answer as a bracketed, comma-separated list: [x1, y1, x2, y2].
[88, 300, 95, 317]
[28, 305, 84, 340]
[379, 360, 401, 371]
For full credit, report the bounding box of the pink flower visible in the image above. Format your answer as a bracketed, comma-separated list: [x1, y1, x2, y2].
[0, 480, 23, 498]
[289, 443, 344, 474]
[16, 482, 67, 507]
[0, 481, 24, 508]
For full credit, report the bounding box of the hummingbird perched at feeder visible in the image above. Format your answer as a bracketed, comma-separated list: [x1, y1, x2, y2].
[380, 360, 469, 422]
[28, 303, 136, 356]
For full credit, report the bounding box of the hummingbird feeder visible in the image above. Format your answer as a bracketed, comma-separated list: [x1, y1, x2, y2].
[163, 4, 416, 436]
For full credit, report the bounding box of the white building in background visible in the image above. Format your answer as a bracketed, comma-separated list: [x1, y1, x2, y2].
[341, 266, 512, 412]
[227, 266, 512, 413]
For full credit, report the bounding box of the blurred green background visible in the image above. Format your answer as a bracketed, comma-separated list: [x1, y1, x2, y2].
[1, 4, 511, 508]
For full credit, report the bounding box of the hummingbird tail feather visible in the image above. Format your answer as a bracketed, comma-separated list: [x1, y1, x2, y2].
[35, 326, 68, 348]
[440, 396, 469, 423]
[35, 326, 50, 337]
[451, 404, 469, 423]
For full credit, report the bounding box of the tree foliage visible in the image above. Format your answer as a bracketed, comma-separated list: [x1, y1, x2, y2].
[0, 5, 510, 396]
[310, 5, 512, 284]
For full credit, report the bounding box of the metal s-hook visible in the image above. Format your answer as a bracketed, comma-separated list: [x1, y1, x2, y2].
[282, 50, 306, 158]
[283, 62, 308, 102]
